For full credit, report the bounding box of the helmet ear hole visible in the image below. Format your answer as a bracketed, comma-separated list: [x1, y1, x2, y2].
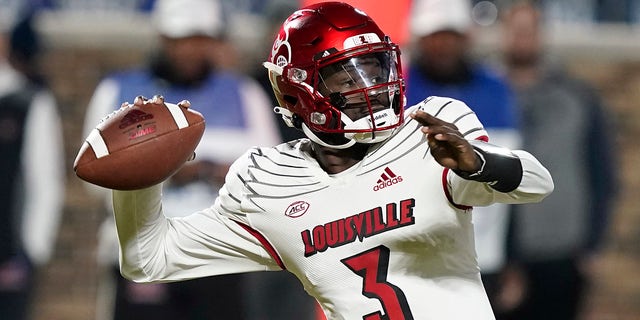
[283, 95, 304, 129]
[292, 114, 303, 129]
[283, 95, 298, 106]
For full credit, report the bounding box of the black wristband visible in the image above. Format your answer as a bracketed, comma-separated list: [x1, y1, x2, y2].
[453, 141, 523, 192]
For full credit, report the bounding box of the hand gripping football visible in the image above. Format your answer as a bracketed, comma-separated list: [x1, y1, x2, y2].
[74, 95, 205, 190]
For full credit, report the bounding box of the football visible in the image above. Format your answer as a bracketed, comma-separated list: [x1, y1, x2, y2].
[73, 95, 205, 190]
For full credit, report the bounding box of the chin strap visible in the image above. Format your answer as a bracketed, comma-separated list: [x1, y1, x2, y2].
[342, 109, 397, 144]
[274, 106, 296, 128]
[295, 108, 398, 149]
[301, 123, 356, 149]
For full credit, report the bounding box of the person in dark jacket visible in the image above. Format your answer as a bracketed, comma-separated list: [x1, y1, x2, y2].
[493, 3, 619, 319]
[0, 13, 65, 320]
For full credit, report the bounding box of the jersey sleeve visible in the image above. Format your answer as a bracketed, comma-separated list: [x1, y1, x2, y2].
[409, 96, 489, 142]
[112, 153, 281, 283]
[447, 150, 554, 206]
[412, 96, 553, 207]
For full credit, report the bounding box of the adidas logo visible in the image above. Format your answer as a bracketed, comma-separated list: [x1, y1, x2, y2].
[373, 167, 403, 191]
[119, 109, 154, 129]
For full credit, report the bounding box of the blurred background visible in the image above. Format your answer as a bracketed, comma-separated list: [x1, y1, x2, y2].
[1, 0, 639, 319]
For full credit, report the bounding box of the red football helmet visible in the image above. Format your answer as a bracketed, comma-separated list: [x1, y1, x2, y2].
[264, 1, 405, 148]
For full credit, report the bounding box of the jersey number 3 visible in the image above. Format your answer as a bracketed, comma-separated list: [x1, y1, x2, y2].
[341, 245, 414, 320]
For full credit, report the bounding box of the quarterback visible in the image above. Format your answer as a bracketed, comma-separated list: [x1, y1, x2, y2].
[111, 2, 553, 319]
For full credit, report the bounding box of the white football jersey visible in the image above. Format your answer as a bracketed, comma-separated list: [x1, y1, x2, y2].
[113, 96, 554, 320]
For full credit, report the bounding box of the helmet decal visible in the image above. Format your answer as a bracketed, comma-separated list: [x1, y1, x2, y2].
[343, 33, 382, 49]
[271, 25, 292, 67]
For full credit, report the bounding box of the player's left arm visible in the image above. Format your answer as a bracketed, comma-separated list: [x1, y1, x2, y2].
[410, 110, 554, 206]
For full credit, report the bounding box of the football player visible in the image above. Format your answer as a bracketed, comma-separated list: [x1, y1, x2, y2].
[111, 2, 553, 319]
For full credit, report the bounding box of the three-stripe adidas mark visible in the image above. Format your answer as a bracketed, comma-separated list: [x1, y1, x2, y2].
[373, 167, 403, 191]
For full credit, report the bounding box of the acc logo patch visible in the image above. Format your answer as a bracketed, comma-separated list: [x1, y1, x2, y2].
[285, 201, 310, 218]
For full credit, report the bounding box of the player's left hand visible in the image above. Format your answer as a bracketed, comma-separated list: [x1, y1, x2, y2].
[410, 110, 482, 173]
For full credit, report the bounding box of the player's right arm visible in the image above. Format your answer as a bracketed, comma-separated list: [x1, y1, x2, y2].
[111, 152, 280, 283]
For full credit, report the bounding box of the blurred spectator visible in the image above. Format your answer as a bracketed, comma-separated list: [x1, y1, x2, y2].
[494, 2, 619, 319]
[7, 12, 43, 84]
[43, 0, 154, 12]
[540, 0, 596, 24]
[82, 0, 280, 319]
[0, 13, 65, 320]
[406, 0, 520, 314]
[594, 0, 632, 22]
[541, 0, 639, 24]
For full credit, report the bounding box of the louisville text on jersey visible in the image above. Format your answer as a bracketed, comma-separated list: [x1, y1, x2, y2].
[301, 198, 416, 257]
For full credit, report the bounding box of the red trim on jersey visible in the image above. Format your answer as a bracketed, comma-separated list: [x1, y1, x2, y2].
[234, 221, 286, 270]
[316, 302, 327, 320]
[476, 135, 489, 142]
[441, 135, 489, 210]
[442, 168, 472, 210]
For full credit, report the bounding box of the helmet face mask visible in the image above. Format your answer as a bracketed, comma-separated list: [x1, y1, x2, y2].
[315, 48, 403, 134]
[265, 2, 406, 148]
